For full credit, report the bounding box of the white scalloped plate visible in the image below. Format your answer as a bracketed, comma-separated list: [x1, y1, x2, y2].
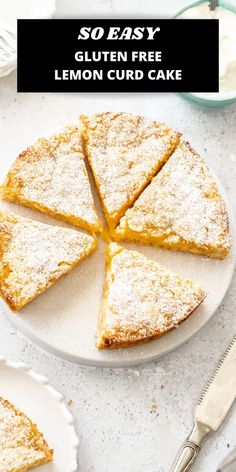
[0, 127, 235, 367]
[0, 358, 79, 471]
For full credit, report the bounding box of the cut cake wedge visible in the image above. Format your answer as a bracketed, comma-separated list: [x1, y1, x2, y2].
[81, 112, 180, 231]
[0, 211, 96, 311]
[97, 243, 206, 349]
[0, 396, 53, 472]
[116, 141, 230, 259]
[1, 125, 102, 233]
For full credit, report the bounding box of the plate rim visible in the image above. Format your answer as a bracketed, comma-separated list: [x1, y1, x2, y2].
[0, 356, 79, 471]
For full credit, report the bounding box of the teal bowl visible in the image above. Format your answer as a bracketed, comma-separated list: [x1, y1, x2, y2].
[175, 0, 236, 108]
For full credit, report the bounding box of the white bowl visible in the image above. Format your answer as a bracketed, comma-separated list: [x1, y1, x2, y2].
[0, 0, 56, 78]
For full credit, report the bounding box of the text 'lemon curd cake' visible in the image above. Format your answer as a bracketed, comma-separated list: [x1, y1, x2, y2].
[81, 112, 181, 231]
[116, 141, 230, 259]
[97, 243, 206, 349]
[0, 211, 96, 311]
[0, 397, 53, 472]
[1, 125, 102, 234]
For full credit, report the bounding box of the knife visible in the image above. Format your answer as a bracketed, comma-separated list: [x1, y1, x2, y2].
[170, 336, 236, 472]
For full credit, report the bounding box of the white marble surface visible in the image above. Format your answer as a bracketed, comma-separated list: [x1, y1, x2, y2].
[1, 70, 236, 472]
[0, 1, 236, 471]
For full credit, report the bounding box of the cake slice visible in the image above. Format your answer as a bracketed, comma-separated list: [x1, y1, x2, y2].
[0, 397, 53, 471]
[81, 112, 180, 231]
[1, 125, 102, 233]
[116, 141, 230, 259]
[0, 211, 96, 311]
[97, 243, 206, 349]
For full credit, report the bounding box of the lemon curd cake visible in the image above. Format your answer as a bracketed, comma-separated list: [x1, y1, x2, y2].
[116, 141, 230, 259]
[97, 243, 206, 349]
[1, 125, 102, 233]
[81, 112, 180, 231]
[0, 211, 96, 311]
[0, 397, 53, 471]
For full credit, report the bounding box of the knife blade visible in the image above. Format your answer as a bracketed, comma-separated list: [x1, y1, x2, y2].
[170, 336, 236, 472]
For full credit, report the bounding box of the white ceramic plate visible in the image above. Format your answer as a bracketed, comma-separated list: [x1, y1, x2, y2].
[0, 128, 235, 367]
[0, 358, 79, 471]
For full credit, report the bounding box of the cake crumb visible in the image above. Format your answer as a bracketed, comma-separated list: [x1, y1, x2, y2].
[150, 402, 158, 412]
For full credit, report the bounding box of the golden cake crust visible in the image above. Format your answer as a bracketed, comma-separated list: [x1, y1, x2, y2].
[0, 211, 96, 311]
[97, 243, 206, 349]
[1, 125, 102, 233]
[116, 141, 230, 259]
[81, 112, 181, 230]
[0, 397, 53, 472]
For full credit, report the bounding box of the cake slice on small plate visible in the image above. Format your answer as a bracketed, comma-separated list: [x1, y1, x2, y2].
[1, 125, 102, 233]
[0, 211, 96, 311]
[0, 396, 53, 471]
[116, 141, 230, 259]
[81, 112, 180, 231]
[97, 243, 206, 349]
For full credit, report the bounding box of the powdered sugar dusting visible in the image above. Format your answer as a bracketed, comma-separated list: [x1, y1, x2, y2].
[2, 126, 101, 232]
[0, 397, 52, 471]
[82, 112, 180, 226]
[98, 244, 206, 347]
[0, 212, 95, 310]
[117, 141, 230, 258]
